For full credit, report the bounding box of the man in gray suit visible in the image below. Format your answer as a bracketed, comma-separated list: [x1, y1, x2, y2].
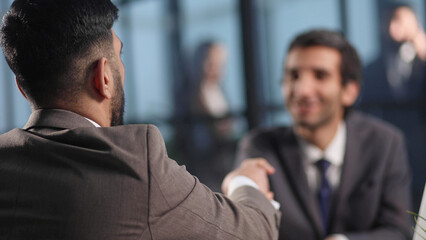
[0, 0, 280, 239]
[237, 30, 412, 240]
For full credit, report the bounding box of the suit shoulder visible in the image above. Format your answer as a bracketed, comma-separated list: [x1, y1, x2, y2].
[118, 124, 162, 137]
[99, 124, 166, 147]
[348, 111, 404, 139]
[0, 128, 29, 148]
[244, 126, 291, 140]
[240, 126, 293, 149]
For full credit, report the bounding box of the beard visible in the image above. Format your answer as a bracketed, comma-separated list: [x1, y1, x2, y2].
[110, 70, 125, 126]
[287, 97, 341, 132]
[294, 111, 335, 131]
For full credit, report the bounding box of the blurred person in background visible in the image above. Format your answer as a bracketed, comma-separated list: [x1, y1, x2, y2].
[361, 2, 425, 210]
[182, 41, 236, 191]
[363, 3, 425, 101]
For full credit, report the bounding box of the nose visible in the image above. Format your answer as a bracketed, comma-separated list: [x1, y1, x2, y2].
[293, 73, 315, 98]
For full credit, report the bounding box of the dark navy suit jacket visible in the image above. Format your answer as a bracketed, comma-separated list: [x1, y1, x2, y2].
[237, 111, 412, 240]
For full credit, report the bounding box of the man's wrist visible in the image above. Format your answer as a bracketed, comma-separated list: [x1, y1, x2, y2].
[227, 175, 280, 210]
[227, 176, 259, 196]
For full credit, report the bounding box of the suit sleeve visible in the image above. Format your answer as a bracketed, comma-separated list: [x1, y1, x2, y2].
[145, 125, 281, 240]
[344, 131, 413, 240]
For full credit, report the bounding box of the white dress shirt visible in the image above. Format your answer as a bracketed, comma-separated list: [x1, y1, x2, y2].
[228, 176, 280, 210]
[298, 121, 346, 192]
[84, 117, 101, 127]
[297, 121, 349, 240]
[200, 81, 229, 118]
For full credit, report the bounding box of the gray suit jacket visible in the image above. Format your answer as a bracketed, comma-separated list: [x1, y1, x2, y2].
[237, 111, 412, 240]
[0, 109, 280, 240]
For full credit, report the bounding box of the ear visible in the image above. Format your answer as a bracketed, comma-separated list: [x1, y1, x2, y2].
[93, 57, 113, 99]
[15, 77, 28, 100]
[341, 81, 360, 107]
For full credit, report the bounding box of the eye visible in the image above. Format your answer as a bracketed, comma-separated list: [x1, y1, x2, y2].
[286, 70, 299, 81]
[314, 70, 328, 80]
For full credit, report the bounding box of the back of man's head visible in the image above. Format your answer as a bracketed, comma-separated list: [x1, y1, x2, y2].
[287, 29, 362, 87]
[0, 0, 118, 108]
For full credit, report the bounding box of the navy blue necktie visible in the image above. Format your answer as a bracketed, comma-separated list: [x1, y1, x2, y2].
[315, 159, 332, 234]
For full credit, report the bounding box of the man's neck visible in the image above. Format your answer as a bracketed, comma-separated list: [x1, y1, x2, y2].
[34, 98, 111, 127]
[294, 118, 342, 151]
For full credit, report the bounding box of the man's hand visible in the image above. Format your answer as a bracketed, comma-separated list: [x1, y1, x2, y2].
[222, 158, 275, 200]
[324, 237, 337, 240]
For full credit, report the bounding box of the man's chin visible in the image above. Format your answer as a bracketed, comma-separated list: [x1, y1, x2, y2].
[293, 117, 320, 130]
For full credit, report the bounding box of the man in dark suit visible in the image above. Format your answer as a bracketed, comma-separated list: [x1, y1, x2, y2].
[0, 0, 280, 239]
[236, 30, 412, 240]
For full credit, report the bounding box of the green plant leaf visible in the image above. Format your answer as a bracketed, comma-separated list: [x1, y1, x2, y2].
[408, 210, 426, 239]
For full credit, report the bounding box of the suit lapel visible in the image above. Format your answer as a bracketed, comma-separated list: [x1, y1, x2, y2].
[276, 129, 324, 237]
[329, 112, 365, 231]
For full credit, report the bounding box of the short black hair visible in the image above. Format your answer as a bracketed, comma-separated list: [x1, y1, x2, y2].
[287, 29, 362, 87]
[0, 0, 119, 107]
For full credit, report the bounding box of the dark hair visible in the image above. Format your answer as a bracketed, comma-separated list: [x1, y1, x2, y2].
[287, 29, 362, 87]
[0, 0, 119, 107]
[192, 41, 217, 83]
[189, 40, 218, 100]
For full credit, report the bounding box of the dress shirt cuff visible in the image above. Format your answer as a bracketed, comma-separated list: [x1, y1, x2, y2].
[228, 176, 280, 210]
[328, 234, 349, 240]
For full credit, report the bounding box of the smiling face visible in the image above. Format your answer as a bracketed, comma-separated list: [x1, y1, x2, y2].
[283, 46, 357, 131]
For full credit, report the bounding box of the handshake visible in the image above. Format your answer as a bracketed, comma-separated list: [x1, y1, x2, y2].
[222, 158, 276, 201]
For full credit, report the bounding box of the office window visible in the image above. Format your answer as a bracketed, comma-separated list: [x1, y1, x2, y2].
[182, 0, 246, 122]
[0, 0, 31, 134]
[114, 1, 174, 140]
[177, 0, 245, 190]
[346, 0, 380, 65]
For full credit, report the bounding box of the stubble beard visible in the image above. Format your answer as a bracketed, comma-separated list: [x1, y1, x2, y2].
[295, 113, 334, 132]
[290, 100, 337, 132]
[110, 69, 125, 127]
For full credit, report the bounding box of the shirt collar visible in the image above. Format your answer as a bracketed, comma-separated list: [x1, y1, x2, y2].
[84, 117, 101, 127]
[298, 121, 346, 167]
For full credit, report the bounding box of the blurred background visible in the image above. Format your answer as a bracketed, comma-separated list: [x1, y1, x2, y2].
[1, 0, 425, 210]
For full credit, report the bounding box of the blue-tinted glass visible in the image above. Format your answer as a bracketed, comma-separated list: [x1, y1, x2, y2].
[179, 0, 245, 190]
[0, 0, 31, 134]
[347, 0, 380, 65]
[182, 0, 245, 114]
[0, 57, 11, 133]
[11, 85, 31, 129]
[0, 2, 9, 133]
[115, 1, 171, 126]
[182, 0, 234, 14]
